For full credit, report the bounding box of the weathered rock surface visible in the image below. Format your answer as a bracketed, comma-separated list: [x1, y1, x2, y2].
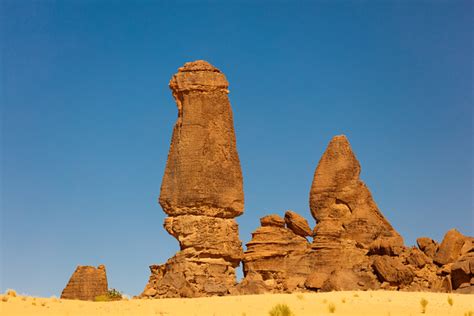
[61, 265, 108, 301]
[159, 60, 243, 219]
[260, 214, 285, 227]
[309, 135, 402, 247]
[241, 213, 311, 293]
[372, 256, 414, 286]
[434, 229, 467, 266]
[142, 61, 244, 298]
[284, 210, 312, 237]
[417, 237, 438, 258]
[237, 135, 473, 295]
[143, 64, 474, 297]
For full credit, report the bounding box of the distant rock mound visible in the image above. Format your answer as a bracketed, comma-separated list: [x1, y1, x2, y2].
[141, 60, 244, 298]
[61, 265, 108, 301]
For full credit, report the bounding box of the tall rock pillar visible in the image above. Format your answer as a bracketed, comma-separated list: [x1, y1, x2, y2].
[142, 60, 244, 298]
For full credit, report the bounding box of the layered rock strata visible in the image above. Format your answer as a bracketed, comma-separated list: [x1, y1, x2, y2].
[61, 265, 108, 301]
[141, 60, 244, 298]
[237, 211, 311, 294]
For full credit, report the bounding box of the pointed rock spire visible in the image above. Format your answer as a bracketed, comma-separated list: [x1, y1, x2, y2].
[310, 135, 402, 247]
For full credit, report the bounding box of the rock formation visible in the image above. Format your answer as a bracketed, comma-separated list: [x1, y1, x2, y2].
[238, 135, 473, 294]
[237, 211, 311, 294]
[61, 265, 108, 301]
[141, 62, 473, 297]
[309, 135, 402, 247]
[432, 229, 473, 293]
[141, 60, 244, 298]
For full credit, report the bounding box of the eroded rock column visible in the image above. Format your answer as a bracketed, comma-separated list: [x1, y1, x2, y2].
[142, 60, 244, 298]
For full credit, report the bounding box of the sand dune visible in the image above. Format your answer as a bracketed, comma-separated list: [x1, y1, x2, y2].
[1, 290, 473, 316]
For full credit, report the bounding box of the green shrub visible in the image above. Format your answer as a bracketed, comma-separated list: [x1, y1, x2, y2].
[107, 289, 122, 300]
[94, 289, 123, 302]
[269, 303, 294, 316]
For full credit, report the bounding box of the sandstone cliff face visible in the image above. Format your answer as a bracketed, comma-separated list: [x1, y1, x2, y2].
[141, 61, 244, 298]
[61, 265, 108, 301]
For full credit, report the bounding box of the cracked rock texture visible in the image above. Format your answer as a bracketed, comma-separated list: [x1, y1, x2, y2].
[141, 60, 244, 298]
[61, 265, 108, 301]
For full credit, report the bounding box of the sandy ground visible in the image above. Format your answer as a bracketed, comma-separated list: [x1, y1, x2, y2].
[1, 290, 473, 316]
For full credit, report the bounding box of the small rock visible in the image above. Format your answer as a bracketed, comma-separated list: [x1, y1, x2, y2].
[260, 214, 285, 227]
[284, 210, 312, 237]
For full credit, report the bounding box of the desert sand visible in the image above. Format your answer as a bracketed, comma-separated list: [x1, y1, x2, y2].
[1, 290, 472, 316]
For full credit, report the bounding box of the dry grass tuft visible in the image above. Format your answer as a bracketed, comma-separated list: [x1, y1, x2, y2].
[269, 303, 294, 316]
[2, 296, 9, 302]
[328, 302, 336, 313]
[420, 298, 428, 314]
[447, 296, 453, 306]
[6, 289, 17, 297]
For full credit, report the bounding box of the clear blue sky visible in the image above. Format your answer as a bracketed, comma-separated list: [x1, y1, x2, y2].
[1, 0, 472, 297]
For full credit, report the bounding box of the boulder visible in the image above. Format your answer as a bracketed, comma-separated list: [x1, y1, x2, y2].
[284, 210, 312, 237]
[260, 214, 285, 227]
[416, 237, 438, 258]
[304, 272, 329, 290]
[372, 256, 414, 286]
[230, 271, 270, 295]
[451, 253, 474, 291]
[434, 229, 467, 266]
[406, 247, 432, 268]
[61, 265, 108, 301]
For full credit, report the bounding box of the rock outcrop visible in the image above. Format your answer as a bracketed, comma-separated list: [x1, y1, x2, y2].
[61, 265, 108, 301]
[309, 135, 402, 247]
[305, 135, 403, 291]
[432, 230, 474, 293]
[141, 60, 244, 298]
[238, 211, 311, 294]
[238, 135, 473, 295]
[142, 63, 473, 297]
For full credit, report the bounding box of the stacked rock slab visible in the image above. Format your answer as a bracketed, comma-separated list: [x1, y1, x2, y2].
[61, 265, 108, 301]
[141, 60, 244, 298]
[237, 211, 312, 294]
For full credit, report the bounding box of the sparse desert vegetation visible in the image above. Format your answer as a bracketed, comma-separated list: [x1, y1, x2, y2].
[447, 296, 453, 306]
[420, 298, 429, 314]
[328, 302, 336, 313]
[269, 303, 293, 316]
[0, 290, 473, 315]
